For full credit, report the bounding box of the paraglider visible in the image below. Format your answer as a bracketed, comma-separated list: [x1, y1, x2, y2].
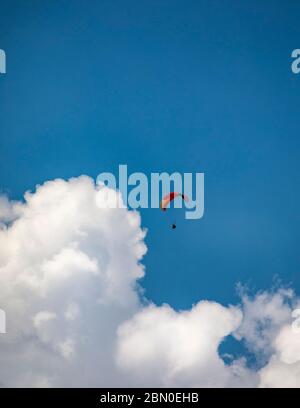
[160, 192, 188, 229]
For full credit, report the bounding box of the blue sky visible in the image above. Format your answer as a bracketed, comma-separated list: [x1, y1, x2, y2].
[1, 0, 300, 318]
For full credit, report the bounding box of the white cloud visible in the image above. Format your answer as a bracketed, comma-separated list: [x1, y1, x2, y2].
[256, 307, 300, 387]
[259, 355, 300, 388]
[235, 290, 300, 387]
[0, 195, 23, 227]
[234, 288, 295, 356]
[0, 176, 146, 387]
[116, 290, 300, 388]
[116, 302, 256, 387]
[275, 325, 300, 364]
[0, 176, 300, 387]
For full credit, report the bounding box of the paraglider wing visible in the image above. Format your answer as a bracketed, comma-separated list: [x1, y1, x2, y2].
[160, 192, 188, 211]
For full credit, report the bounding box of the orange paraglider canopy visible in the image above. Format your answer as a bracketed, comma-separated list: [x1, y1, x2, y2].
[160, 192, 188, 211]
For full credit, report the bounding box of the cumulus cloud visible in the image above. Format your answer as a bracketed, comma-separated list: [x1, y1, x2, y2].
[0, 195, 22, 225]
[235, 288, 296, 355]
[116, 302, 256, 387]
[115, 291, 300, 388]
[235, 290, 300, 387]
[0, 176, 146, 387]
[0, 176, 300, 387]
